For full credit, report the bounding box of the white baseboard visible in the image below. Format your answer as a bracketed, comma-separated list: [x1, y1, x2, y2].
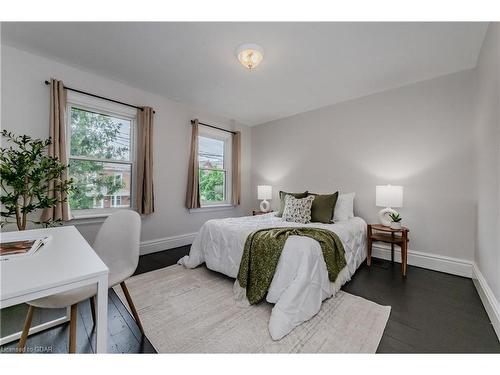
[140, 234, 475, 277]
[371, 243, 474, 278]
[140, 232, 197, 255]
[140, 234, 474, 277]
[472, 263, 500, 340]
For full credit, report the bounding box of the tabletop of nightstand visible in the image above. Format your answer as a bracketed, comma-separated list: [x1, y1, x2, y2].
[369, 224, 409, 233]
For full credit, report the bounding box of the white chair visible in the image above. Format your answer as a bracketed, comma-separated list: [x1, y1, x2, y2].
[17, 210, 144, 353]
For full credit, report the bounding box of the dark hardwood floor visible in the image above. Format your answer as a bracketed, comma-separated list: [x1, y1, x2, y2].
[343, 258, 500, 353]
[1, 246, 499, 353]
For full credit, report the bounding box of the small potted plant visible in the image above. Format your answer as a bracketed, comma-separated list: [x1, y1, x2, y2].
[388, 212, 402, 229]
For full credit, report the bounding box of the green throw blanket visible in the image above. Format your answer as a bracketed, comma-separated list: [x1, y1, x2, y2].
[237, 227, 347, 304]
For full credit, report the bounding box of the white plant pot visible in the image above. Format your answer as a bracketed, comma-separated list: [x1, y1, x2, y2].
[390, 221, 402, 230]
[378, 207, 398, 227]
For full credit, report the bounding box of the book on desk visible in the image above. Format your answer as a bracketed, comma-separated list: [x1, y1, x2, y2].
[0, 235, 51, 260]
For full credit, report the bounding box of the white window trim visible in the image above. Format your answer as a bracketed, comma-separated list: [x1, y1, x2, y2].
[188, 204, 235, 214]
[66, 91, 137, 219]
[197, 125, 233, 209]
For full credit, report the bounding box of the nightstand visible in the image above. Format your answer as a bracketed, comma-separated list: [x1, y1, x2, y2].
[367, 224, 410, 277]
[252, 210, 273, 216]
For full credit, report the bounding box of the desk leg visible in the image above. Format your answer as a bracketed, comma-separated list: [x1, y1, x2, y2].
[95, 274, 108, 353]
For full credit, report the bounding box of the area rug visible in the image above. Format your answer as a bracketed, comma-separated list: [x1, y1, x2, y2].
[114, 264, 390, 353]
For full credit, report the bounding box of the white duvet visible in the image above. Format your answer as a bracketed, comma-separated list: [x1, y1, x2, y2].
[178, 213, 367, 340]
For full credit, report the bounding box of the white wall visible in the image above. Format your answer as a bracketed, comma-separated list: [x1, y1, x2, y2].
[1, 37, 493, 278]
[1, 45, 252, 245]
[251, 70, 477, 262]
[474, 23, 500, 301]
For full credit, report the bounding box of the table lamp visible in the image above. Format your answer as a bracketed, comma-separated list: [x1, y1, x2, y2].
[376, 185, 403, 226]
[257, 185, 272, 212]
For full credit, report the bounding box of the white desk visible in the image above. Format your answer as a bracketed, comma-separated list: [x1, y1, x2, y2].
[0, 226, 109, 353]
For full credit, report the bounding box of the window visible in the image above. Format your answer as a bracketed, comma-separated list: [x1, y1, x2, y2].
[66, 93, 136, 217]
[198, 126, 232, 206]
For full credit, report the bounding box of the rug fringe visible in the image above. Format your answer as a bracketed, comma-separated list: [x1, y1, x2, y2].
[330, 265, 351, 296]
[233, 281, 251, 307]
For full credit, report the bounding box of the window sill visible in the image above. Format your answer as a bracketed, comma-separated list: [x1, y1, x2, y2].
[68, 208, 135, 225]
[189, 204, 236, 213]
[68, 215, 108, 226]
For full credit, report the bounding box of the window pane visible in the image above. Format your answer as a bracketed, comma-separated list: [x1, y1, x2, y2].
[199, 169, 225, 202]
[70, 107, 131, 161]
[68, 160, 131, 210]
[198, 136, 224, 170]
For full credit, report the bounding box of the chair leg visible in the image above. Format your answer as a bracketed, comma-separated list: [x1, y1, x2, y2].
[68, 304, 78, 353]
[17, 305, 35, 353]
[89, 296, 96, 327]
[120, 281, 145, 335]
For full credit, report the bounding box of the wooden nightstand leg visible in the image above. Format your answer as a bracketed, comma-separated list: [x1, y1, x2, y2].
[367, 225, 372, 266]
[402, 245, 407, 277]
[367, 240, 372, 266]
[401, 235, 408, 277]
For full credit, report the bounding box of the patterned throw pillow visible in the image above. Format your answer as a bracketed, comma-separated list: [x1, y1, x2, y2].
[282, 195, 315, 224]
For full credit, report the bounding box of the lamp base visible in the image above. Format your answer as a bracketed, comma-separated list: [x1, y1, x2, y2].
[378, 207, 398, 227]
[259, 200, 270, 212]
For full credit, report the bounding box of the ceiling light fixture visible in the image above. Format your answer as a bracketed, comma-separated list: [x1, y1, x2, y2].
[236, 43, 264, 70]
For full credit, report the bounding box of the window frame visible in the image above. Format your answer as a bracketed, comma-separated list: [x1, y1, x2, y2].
[66, 91, 137, 219]
[197, 125, 232, 207]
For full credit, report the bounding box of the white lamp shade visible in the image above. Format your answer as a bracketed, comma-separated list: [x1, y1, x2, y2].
[376, 185, 403, 208]
[257, 185, 272, 200]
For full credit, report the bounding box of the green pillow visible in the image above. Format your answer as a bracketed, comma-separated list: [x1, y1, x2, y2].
[309, 192, 339, 223]
[276, 190, 309, 217]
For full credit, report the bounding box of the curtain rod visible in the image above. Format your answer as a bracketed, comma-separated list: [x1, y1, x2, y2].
[44, 80, 155, 114]
[191, 120, 236, 135]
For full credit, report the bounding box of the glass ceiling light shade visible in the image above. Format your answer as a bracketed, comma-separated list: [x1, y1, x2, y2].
[236, 43, 264, 70]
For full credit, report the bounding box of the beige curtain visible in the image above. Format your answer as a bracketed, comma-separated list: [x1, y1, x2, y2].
[231, 131, 241, 206]
[186, 119, 201, 209]
[41, 78, 70, 223]
[136, 107, 155, 215]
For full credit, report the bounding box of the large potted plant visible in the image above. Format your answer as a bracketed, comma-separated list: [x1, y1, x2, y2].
[0, 130, 73, 230]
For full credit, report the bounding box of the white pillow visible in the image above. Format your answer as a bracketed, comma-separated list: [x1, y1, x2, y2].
[333, 192, 355, 222]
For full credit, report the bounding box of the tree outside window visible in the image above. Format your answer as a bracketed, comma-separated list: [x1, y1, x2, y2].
[68, 107, 133, 211]
[198, 135, 227, 204]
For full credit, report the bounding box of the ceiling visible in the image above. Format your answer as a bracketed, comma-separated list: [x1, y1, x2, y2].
[1, 22, 488, 125]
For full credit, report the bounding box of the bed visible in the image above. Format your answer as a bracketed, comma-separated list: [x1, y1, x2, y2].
[179, 212, 367, 340]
